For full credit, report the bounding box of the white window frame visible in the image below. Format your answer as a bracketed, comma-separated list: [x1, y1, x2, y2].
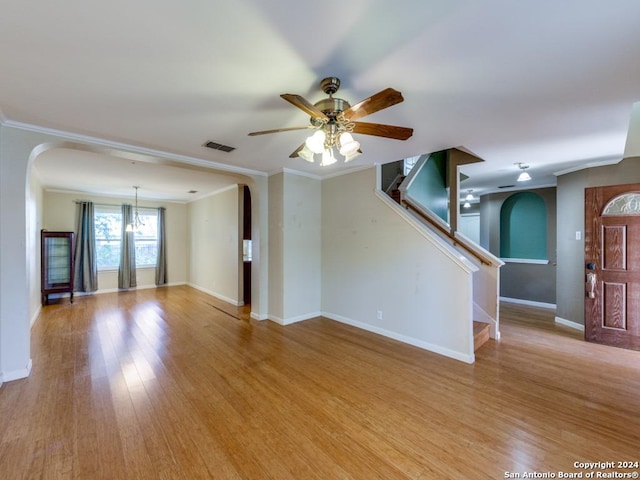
[93, 205, 159, 271]
[94, 205, 122, 271]
[132, 208, 159, 268]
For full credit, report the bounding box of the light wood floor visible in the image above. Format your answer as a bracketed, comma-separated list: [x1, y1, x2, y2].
[1, 286, 639, 479]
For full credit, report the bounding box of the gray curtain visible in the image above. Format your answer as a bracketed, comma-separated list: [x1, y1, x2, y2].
[73, 201, 98, 292]
[118, 204, 137, 289]
[155, 207, 167, 286]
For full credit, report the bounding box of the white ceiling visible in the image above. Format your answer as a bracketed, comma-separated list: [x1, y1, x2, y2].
[2, 1, 640, 201]
[32, 148, 244, 202]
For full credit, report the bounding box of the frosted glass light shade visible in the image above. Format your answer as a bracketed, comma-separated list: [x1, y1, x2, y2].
[320, 148, 337, 166]
[517, 171, 531, 182]
[298, 144, 315, 162]
[339, 132, 359, 155]
[305, 130, 326, 154]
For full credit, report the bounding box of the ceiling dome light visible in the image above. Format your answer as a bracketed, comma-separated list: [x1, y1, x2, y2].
[516, 163, 531, 182]
[465, 190, 474, 201]
[305, 130, 326, 154]
[517, 171, 531, 182]
[463, 201, 471, 209]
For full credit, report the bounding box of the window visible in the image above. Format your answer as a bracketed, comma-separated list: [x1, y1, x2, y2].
[133, 209, 158, 267]
[95, 206, 122, 270]
[94, 206, 158, 270]
[403, 155, 420, 175]
[603, 192, 640, 215]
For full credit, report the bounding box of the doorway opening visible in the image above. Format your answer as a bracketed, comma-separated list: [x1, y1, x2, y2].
[242, 185, 252, 306]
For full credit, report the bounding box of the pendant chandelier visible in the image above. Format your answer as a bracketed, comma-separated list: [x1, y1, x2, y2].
[126, 186, 144, 232]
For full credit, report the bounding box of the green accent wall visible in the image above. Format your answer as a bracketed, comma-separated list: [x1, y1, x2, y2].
[407, 151, 448, 222]
[500, 192, 547, 259]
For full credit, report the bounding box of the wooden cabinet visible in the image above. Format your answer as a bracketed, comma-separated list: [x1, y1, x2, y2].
[41, 230, 75, 305]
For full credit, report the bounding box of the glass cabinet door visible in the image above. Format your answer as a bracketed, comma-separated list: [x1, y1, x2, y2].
[41, 231, 75, 305]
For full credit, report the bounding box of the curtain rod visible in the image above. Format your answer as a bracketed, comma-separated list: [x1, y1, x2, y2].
[73, 200, 160, 211]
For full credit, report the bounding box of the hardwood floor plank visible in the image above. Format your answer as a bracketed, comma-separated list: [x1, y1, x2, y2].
[1, 287, 639, 479]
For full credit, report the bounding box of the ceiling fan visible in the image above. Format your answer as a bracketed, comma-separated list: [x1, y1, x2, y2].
[248, 77, 413, 166]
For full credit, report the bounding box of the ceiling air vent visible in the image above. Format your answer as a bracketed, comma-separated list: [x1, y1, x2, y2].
[204, 141, 235, 153]
[498, 184, 515, 189]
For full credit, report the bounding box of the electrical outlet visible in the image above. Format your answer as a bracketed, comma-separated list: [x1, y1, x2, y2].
[376, 310, 383, 320]
[576, 231, 582, 240]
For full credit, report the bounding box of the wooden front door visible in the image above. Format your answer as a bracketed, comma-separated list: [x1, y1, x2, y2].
[585, 184, 640, 350]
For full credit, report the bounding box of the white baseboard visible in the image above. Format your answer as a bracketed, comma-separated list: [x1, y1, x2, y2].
[500, 296, 556, 310]
[250, 312, 268, 321]
[322, 312, 474, 364]
[268, 312, 322, 326]
[186, 283, 242, 306]
[30, 305, 42, 328]
[2, 359, 32, 383]
[555, 316, 585, 332]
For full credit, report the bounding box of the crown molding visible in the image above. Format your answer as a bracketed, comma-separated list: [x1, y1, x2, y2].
[553, 155, 621, 176]
[268, 163, 376, 181]
[320, 163, 374, 180]
[268, 167, 323, 180]
[188, 183, 239, 202]
[3, 119, 268, 178]
[43, 187, 189, 204]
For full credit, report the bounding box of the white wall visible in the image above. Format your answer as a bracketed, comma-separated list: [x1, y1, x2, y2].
[321, 167, 475, 363]
[187, 185, 241, 305]
[0, 126, 37, 382]
[268, 174, 284, 319]
[283, 173, 321, 321]
[268, 172, 322, 324]
[28, 173, 44, 326]
[624, 101, 640, 158]
[41, 190, 188, 291]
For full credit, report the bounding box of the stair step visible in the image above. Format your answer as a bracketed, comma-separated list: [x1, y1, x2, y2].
[473, 321, 490, 352]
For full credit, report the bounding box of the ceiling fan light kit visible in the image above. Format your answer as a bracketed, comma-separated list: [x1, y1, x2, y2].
[249, 77, 413, 166]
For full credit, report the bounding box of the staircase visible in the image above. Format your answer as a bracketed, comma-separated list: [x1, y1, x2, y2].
[389, 176, 405, 204]
[473, 321, 490, 351]
[379, 149, 503, 361]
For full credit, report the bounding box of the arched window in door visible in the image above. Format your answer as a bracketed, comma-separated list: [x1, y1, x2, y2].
[500, 192, 547, 260]
[602, 192, 640, 215]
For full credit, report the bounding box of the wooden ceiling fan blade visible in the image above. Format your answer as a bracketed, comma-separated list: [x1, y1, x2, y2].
[248, 126, 313, 136]
[281, 94, 329, 121]
[343, 88, 404, 121]
[351, 121, 413, 140]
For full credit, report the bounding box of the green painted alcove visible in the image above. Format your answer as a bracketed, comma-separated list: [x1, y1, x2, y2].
[500, 192, 547, 259]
